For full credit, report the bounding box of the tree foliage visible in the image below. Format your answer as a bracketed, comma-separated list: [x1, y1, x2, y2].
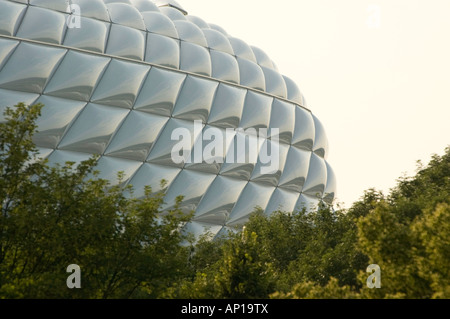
[0, 103, 448, 299]
[356, 147, 450, 299]
[0, 103, 192, 298]
[173, 206, 368, 298]
[177, 147, 449, 299]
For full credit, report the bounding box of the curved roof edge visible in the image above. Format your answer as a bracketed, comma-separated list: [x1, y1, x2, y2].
[153, 0, 188, 15]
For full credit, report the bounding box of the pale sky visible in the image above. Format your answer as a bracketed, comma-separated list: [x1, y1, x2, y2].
[180, 0, 450, 208]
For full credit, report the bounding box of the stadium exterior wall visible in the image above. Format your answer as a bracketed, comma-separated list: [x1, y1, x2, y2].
[0, 0, 336, 237]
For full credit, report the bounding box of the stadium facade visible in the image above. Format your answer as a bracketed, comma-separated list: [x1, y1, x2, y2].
[0, 0, 336, 237]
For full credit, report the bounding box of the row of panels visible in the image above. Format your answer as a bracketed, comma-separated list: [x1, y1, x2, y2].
[0, 86, 333, 192]
[4, 0, 278, 69]
[32, 147, 336, 227]
[0, 0, 304, 102]
[0, 39, 328, 156]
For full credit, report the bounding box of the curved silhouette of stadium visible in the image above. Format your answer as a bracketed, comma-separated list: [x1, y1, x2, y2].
[0, 0, 336, 237]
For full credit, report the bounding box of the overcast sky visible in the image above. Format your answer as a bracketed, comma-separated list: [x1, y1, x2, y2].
[180, 0, 450, 207]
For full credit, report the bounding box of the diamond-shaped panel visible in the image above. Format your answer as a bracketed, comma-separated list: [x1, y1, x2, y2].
[0, 1, 27, 37]
[0, 42, 66, 94]
[105, 111, 169, 161]
[32, 95, 86, 148]
[58, 103, 129, 154]
[44, 50, 110, 102]
[91, 59, 150, 109]
[172, 75, 218, 123]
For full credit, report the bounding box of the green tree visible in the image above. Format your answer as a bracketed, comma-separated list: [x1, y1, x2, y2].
[175, 228, 275, 299]
[271, 147, 449, 299]
[2, 102, 448, 299]
[271, 277, 359, 299]
[273, 206, 367, 292]
[213, 228, 275, 298]
[176, 205, 367, 298]
[0, 103, 192, 298]
[413, 203, 450, 298]
[357, 147, 449, 299]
